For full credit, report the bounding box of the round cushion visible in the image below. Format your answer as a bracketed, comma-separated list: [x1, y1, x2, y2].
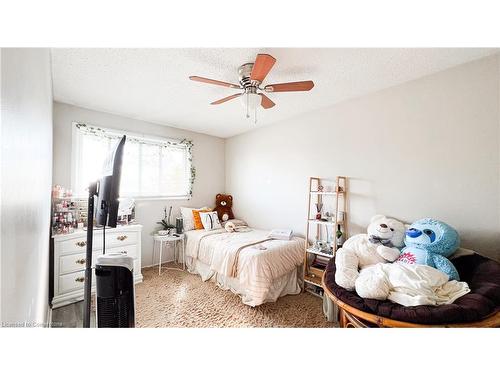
[324, 254, 500, 325]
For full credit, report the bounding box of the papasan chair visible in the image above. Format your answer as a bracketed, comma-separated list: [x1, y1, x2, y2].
[322, 253, 500, 327]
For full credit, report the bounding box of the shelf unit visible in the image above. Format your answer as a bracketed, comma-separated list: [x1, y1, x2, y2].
[51, 195, 87, 236]
[303, 176, 348, 295]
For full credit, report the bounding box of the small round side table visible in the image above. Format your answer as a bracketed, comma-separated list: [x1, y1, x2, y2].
[152, 233, 185, 275]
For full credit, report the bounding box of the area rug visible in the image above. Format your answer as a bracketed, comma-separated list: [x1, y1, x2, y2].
[135, 264, 336, 328]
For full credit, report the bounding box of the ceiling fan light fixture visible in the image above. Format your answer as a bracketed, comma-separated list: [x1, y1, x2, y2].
[240, 92, 262, 111]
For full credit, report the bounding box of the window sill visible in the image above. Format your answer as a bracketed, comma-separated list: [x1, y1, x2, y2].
[71, 195, 191, 201]
[125, 196, 192, 202]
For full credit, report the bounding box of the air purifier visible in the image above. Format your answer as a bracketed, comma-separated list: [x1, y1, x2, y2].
[95, 253, 135, 328]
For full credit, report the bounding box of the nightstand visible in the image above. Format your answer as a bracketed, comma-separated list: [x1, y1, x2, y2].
[152, 233, 185, 275]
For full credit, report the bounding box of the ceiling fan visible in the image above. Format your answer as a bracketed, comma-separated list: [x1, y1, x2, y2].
[189, 53, 314, 122]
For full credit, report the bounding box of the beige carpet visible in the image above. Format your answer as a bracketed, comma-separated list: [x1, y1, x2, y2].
[135, 263, 335, 328]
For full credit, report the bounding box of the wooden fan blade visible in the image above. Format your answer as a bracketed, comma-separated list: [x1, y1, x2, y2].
[210, 93, 242, 105]
[250, 54, 276, 82]
[189, 76, 241, 89]
[264, 80, 314, 92]
[259, 94, 275, 109]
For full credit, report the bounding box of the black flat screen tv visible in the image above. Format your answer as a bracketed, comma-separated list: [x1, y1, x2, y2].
[96, 135, 126, 228]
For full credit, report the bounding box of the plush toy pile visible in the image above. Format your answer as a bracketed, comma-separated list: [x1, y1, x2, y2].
[335, 216, 470, 306]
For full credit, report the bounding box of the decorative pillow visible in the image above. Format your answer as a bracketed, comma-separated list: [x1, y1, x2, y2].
[180, 206, 209, 231]
[200, 211, 222, 231]
[192, 208, 211, 230]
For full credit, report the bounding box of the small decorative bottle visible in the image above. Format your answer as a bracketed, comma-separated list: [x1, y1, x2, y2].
[315, 203, 323, 220]
[336, 224, 344, 248]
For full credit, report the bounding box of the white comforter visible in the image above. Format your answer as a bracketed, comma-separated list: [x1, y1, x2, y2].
[185, 228, 304, 305]
[355, 262, 470, 306]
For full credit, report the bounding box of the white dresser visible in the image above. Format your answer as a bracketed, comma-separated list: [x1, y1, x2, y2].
[52, 224, 143, 308]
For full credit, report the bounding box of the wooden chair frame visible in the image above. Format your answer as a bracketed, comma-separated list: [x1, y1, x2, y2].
[322, 273, 500, 328]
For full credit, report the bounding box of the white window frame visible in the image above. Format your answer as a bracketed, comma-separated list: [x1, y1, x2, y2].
[71, 122, 195, 200]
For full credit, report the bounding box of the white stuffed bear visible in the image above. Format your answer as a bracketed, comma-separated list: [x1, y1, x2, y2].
[335, 215, 406, 291]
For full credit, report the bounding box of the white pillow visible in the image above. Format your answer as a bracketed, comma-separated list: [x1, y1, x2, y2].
[200, 211, 222, 231]
[180, 206, 209, 231]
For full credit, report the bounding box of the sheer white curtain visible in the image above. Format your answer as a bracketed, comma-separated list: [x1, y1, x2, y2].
[72, 123, 192, 198]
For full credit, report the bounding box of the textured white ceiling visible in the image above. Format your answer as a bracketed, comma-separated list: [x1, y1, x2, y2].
[51, 48, 498, 138]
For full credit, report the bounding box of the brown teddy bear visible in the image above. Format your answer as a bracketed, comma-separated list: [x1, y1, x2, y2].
[214, 193, 234, 222]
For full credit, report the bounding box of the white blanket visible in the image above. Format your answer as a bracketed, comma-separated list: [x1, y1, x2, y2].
[185, 228, 304, 305]
[355, 262, 470, 307]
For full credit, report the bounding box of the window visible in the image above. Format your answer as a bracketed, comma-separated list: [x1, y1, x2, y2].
[72, 123, 195, 199]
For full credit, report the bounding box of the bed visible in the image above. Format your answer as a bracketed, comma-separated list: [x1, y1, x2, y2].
[184, 227, 305, 306]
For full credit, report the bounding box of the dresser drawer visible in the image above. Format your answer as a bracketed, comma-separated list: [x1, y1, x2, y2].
[59, 251, 101, 275]
[105, 244, 137, 258]
[96, 231, 138, 249]
[58, 237, 93, 254]
[57, 231, 138, 255]
[58, 271, 95, 295]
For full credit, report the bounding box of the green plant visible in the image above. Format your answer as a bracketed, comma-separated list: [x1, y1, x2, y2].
[157, 206, 175, 230]
[157, 219, 175, 230]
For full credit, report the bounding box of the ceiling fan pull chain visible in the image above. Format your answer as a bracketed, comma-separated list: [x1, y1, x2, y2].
[246, 94, 250, 118]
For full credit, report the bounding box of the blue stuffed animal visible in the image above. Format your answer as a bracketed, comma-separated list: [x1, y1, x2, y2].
[396, 218, 460, 281]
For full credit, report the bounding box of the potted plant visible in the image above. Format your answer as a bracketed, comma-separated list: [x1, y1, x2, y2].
[157, 206, 175, 235]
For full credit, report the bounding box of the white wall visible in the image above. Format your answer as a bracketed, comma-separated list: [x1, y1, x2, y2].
[226, 55, 500, 261]
[52, 102, 225, 267]
[1, 48, 53, 325]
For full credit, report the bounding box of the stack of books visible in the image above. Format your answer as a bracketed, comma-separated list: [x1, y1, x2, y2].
[311, 255, 330, 270]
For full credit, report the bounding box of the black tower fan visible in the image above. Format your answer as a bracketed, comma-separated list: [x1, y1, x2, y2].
[95, 253, 135, 328]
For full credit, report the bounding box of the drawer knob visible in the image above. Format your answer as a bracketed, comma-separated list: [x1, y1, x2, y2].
[75, 277, 85, 283]
[117, 235, 128, 241]
[75, 241, 86, 247]
[75, 259, 86, 265]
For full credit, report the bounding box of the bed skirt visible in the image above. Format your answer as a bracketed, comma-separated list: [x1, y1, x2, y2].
[186, 256, 302, 306]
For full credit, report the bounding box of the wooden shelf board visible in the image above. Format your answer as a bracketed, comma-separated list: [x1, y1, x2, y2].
[304, 274, 323, 287]
[304, 288, 323, 299]
[310, 265, 327, 272]
[310, 191, 344, 195]
[306, 247, 334, 258]
[308, 219, 344, 226]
